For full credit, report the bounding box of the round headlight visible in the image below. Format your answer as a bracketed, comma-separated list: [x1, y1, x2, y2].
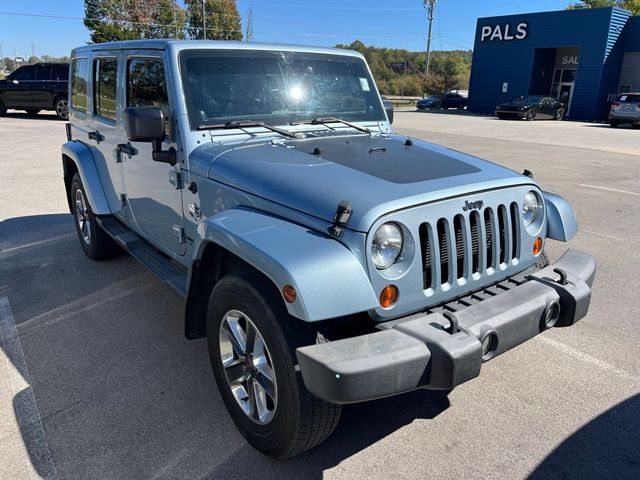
[522, 191, 541, 226]
[372, 223, 403, 269]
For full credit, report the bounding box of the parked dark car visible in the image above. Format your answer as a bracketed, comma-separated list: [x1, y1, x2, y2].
[496, 96, 564, 121]
[609, 93, 640, 128]
[416, 92, 467, 110]
[0, 63, 69, 119]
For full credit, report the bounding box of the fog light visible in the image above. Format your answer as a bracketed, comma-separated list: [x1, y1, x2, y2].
[379, 285, 398, 309]
[282, 284, 297, 303]
[533, 237, 543, 256]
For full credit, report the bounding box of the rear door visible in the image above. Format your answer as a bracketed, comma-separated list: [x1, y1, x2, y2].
[32, 65, 53, 108]
[121, 51, 185, 256]
[86, 52, 126, 214]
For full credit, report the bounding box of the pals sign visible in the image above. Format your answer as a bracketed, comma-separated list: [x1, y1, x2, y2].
[481, 22, 528, 42]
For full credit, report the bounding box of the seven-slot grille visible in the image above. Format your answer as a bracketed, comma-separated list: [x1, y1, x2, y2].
[419, 202, 521, 290]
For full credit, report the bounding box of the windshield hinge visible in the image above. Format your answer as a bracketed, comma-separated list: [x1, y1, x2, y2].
[169, 170, 182, 189]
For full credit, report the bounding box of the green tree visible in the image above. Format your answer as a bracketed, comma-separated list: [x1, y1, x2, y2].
[185, 0, 242, 40]
[567, 0, 640, 15]
[84, 0, 186, 43]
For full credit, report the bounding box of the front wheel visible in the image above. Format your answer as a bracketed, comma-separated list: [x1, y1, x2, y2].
[555, 108, 564, 120]
[54, 96, 69, 120]
[207, 271, 341, 458]
[526, 109, 536, 121]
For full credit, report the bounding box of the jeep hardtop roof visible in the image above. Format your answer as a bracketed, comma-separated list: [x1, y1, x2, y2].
[70, 39, 365, 60]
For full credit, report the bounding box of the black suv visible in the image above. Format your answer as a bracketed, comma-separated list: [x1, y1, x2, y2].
[0, 63, 69, 119]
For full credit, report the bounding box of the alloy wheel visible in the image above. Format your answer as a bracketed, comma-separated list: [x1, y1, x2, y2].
[219, 309, 277, 424]
[74, 189, 91, 245]
[56, 99, 69, 119]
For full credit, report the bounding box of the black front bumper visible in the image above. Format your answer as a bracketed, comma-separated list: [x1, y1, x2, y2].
[296, 249, 596, 404]
[496, 110, 527, 118]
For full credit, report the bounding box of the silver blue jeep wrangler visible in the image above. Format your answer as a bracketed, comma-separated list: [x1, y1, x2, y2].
[62, 40, 596, 458]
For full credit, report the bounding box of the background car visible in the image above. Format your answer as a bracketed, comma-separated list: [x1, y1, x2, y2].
[609, 93, 640, 128]
[0, 63, 69, 119]
[416, 92, 467, 110]
[496, 96, 565, 121]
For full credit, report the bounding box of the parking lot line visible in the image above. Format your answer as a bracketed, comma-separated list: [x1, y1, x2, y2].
[0, 297, 56, 479]
[579, 184, 640, 197]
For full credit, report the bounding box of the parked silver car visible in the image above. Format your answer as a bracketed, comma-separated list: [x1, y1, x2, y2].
[609, 93, 640, 128]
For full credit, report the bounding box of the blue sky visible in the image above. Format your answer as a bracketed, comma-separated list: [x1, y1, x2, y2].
[0, 0, 571, 59]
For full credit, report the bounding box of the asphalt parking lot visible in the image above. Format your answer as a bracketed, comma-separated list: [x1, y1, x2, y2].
[1, 109, 639, 479]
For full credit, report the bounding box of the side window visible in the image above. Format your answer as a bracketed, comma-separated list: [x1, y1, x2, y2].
[51, 65, 69, 81]
[35, 66, 51, 81]
[94, 58, 118, 121]
[70, 58, 89, 113]
[127, 57, 169, 132]
[11, 66, 35, 81]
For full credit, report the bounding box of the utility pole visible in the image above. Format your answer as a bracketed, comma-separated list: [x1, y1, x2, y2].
[202, 0, 207, 39]
[423, 0, 438, 81]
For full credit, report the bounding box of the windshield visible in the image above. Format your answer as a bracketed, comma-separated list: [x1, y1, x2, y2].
[518, 96, 543, 103]
[180, 50, 385, 130]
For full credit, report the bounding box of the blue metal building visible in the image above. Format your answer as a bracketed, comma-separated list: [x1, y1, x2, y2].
[468, 7, 640, 121]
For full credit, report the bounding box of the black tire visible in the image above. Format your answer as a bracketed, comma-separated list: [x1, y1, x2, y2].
[526, 109, 536, 121]
[207, 271, 341, 458]
[54, 96, 69, 120]
[609, 120, 619, 128]
[25, 109, 40, 116]
[555, 108, 564, 120]
[70, 173, 119, 260]
[457, 104, 465, 110]
[0, 98, 6, 116]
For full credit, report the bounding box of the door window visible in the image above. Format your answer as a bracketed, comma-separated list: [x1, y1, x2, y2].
[127, 57, 169, 133]
[10, 66, 35, 81]
[51, 64, 69, 81]
[94, 58, 117, 121]
[71, 58, 89, 113]
[35, 65, 51, 81]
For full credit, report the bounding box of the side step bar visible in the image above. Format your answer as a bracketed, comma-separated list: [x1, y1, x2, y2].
[97, 216, 188, 298]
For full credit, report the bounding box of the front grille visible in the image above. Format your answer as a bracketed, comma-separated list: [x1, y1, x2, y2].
[420, 202, 521, 290]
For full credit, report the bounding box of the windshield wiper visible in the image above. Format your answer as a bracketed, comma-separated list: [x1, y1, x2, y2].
[198, 120, 299, 139]
[291, 117, 372, 134]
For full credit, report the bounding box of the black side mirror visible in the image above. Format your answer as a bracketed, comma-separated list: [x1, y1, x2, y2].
[383, 100, 394, 125]
[124, 107, 176, 166]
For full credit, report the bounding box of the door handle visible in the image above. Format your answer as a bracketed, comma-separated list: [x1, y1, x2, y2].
[88, 131, 105, 142]
[116, 142, 138, 157]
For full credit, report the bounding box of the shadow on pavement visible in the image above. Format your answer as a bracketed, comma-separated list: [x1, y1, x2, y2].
[1, 213, 450, 478]
[3, 110, 62, 120]
[530, 393, 640, 479]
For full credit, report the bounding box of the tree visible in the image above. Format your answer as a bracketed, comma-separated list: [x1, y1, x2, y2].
[84, 0, 186, 43]
[184, 0, 243, 40]
[567, 0, 640, 15]
[245, 6, 255, 42]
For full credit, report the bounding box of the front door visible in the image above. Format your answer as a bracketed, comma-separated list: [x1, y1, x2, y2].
[121, 53, 185, 256]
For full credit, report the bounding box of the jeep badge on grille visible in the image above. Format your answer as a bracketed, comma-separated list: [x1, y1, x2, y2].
[463, 200, 484, 211]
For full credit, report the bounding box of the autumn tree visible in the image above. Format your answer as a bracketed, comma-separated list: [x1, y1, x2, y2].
[184, 0, 243, 40]
[84, 0, 186, 43]
[567, 0, 640, 15]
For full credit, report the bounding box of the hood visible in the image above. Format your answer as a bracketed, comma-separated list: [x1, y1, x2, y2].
[190, 134, 532, 232]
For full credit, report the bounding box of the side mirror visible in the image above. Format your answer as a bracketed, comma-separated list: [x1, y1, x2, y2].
[383, 100, 394, 125]
[124, 107, 176, 166]
[124, 107, 165, 142]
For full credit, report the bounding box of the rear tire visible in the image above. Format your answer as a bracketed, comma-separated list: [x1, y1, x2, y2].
[207, 271, 341, 458]
[70, 173, 119, 260]
[54, 96, 69, 120]
[526, 109, 536, 121]
[609, 120, 619, 128]
[0, 98, 6, 116]
[25, 109, 40, 116]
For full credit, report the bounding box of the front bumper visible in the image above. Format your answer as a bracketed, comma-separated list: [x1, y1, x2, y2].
[496, 110, 527, 118]
[296, 249, 596, 404]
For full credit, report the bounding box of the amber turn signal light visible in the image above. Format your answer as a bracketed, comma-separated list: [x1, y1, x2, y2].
[379, 285, 398, 309]
[533, 237, 543, 256]
[283, 284, 297, 303]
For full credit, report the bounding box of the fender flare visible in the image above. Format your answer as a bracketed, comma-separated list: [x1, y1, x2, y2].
[61, 141, 111, 215]
[193, 208, 379, 322]
[543, 191, 578, 242]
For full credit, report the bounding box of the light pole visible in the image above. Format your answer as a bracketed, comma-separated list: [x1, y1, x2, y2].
[202, 0, 207, 39]
[423, 0, 438, 82]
